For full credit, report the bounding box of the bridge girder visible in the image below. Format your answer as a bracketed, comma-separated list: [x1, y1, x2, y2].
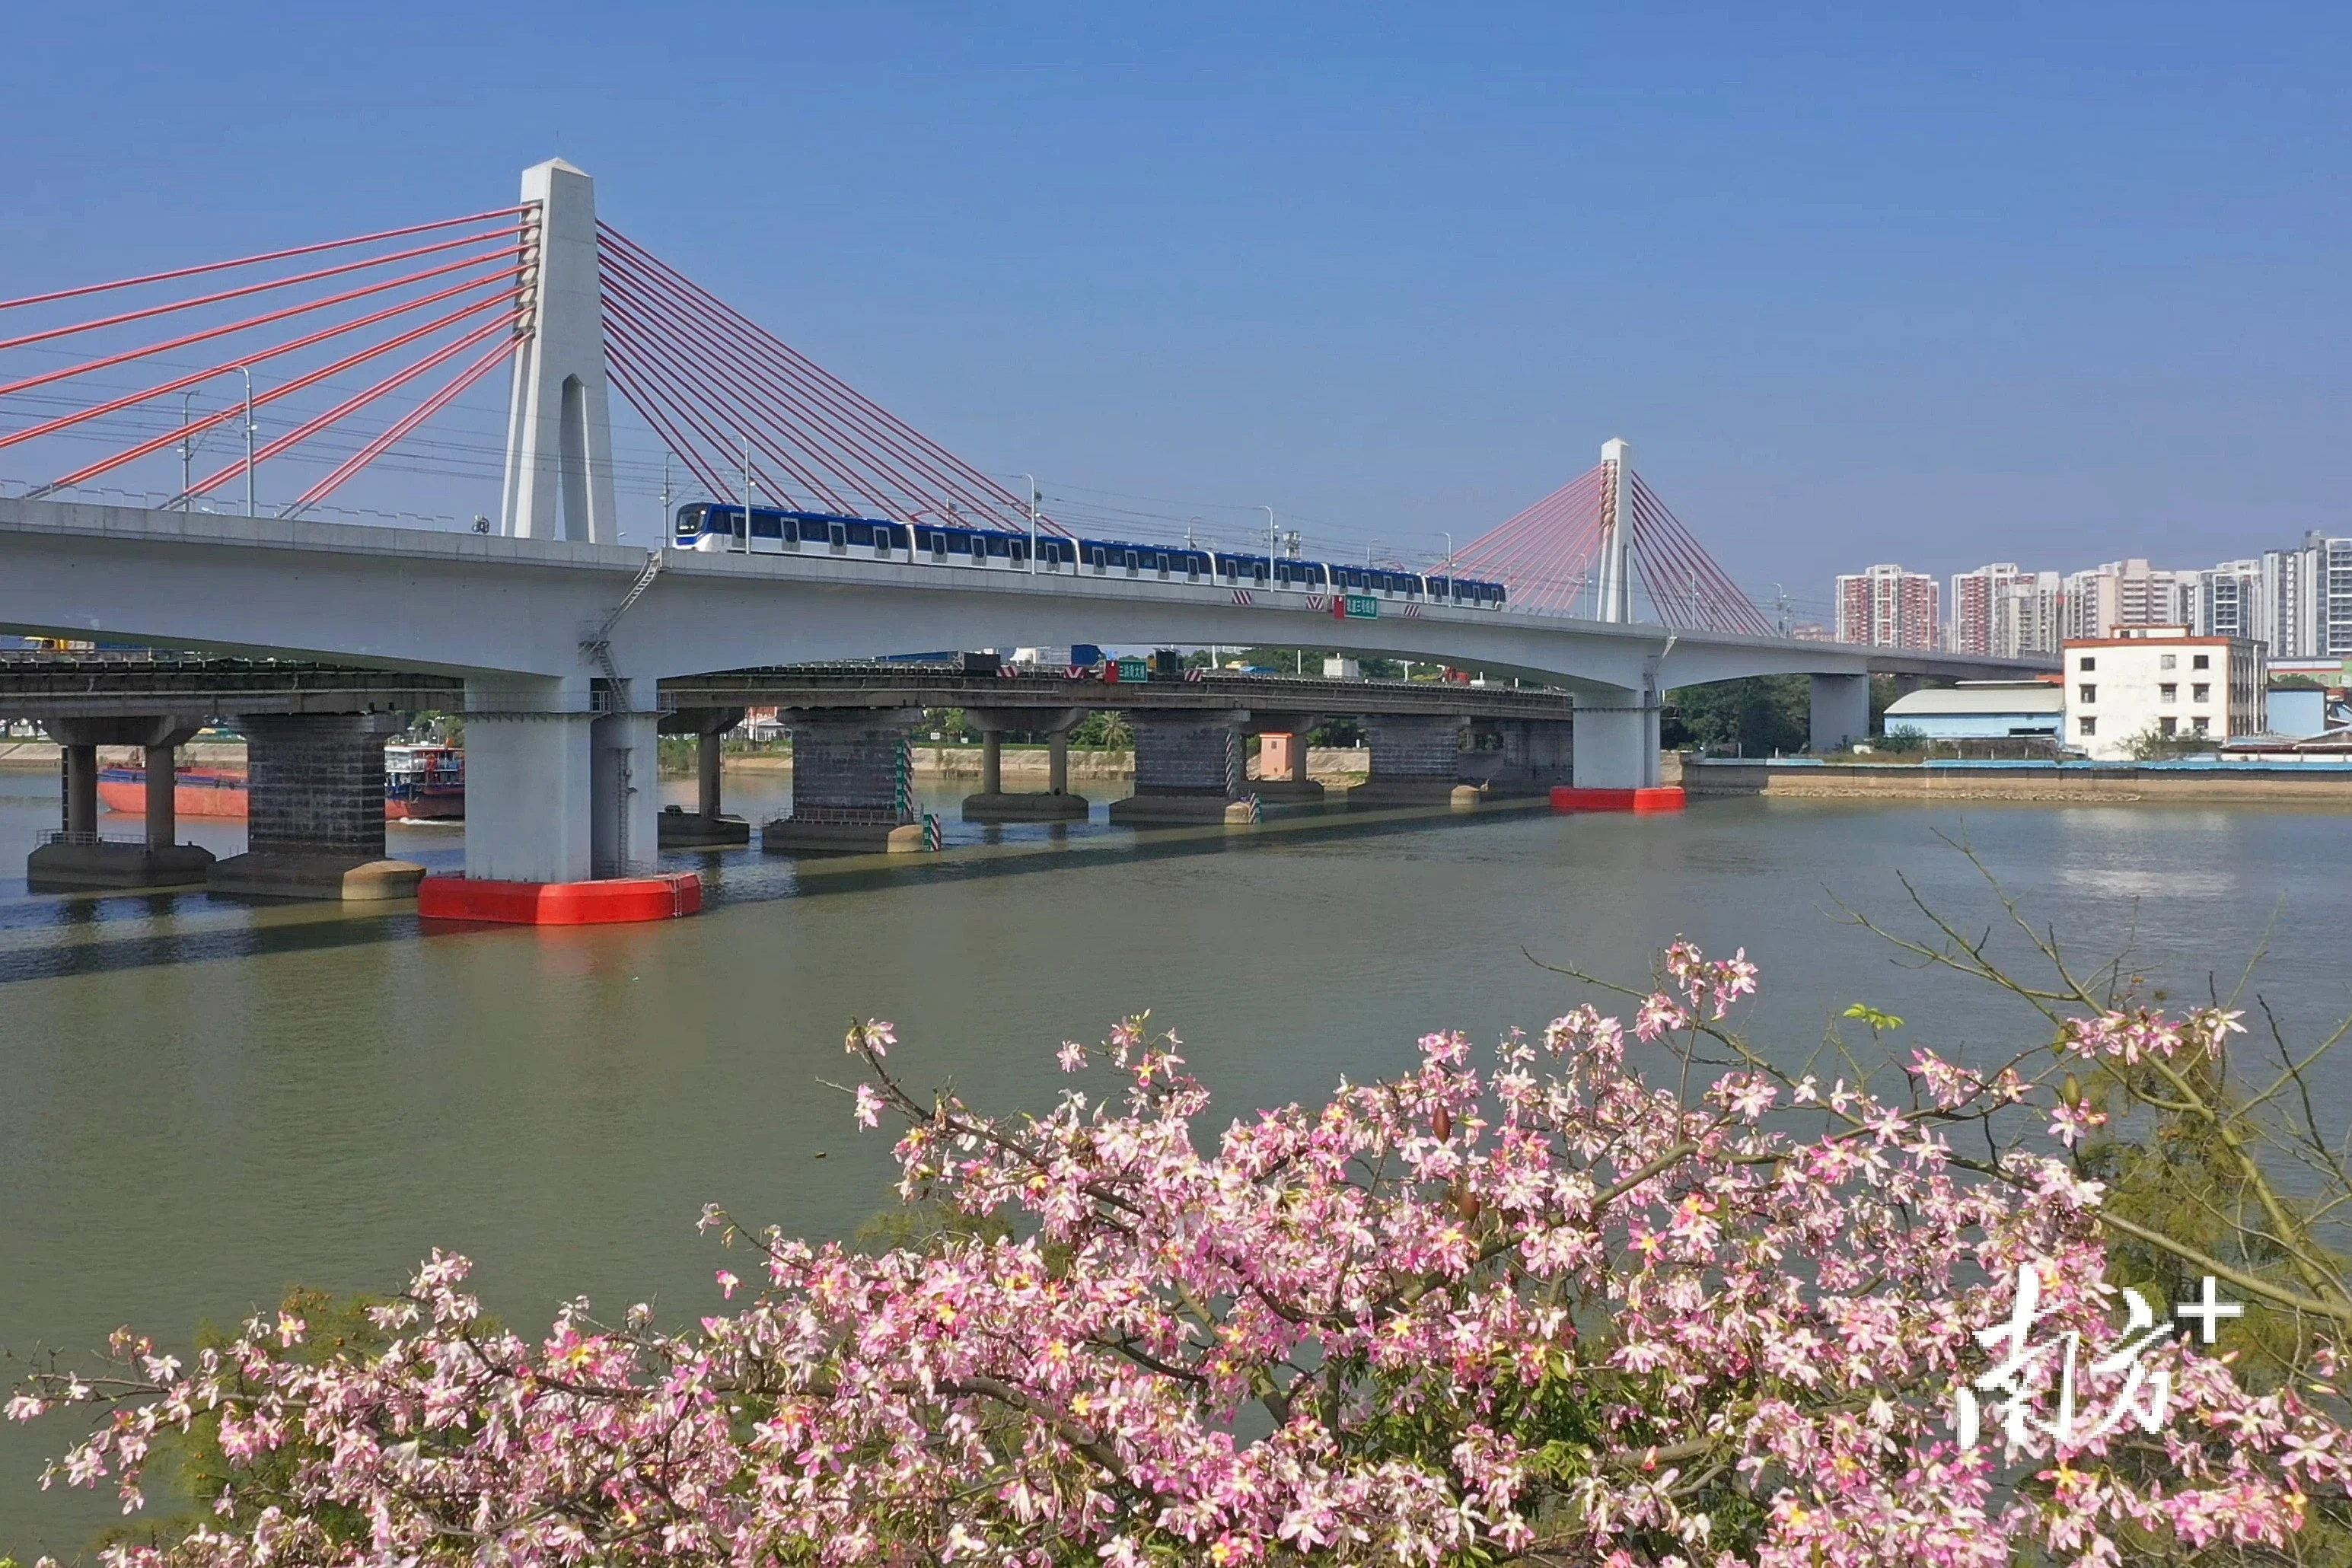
[0, 498, 2053, 702]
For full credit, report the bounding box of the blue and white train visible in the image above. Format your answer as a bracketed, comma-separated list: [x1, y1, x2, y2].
[671, 503, 1508, 610]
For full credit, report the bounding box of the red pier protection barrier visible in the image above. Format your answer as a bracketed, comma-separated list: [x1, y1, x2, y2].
[1550, 786, 1687, 813]
[417, 872, 703, 926]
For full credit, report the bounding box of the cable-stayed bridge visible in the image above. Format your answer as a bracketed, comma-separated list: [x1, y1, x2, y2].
[0, 159, 2048, 917]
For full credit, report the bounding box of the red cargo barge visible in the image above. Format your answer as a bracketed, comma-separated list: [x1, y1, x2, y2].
[94, 744, 465, 821]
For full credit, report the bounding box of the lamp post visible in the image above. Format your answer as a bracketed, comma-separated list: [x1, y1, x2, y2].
[177, 391, 199, 510]
[234, 365, 256, 518]
[1018, 473, 1037, 574]
[740, 434, 754, 555]
[659, 454, 672, 546]
[1260, 505, 1276, 559]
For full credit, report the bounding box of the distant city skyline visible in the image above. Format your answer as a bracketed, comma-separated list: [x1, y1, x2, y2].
[1828, 526, 2352, 658]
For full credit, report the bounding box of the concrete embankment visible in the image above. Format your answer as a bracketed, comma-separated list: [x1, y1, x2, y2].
[0, 740, 248, 770]
[1683, 757, 2352, 805]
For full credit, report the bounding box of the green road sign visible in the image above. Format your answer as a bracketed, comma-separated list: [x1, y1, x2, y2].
[1117, 657, 1149, 681]
[1343, 594, 1379, 619]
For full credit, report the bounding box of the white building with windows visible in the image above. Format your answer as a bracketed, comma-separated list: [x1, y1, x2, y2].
[2061, 626, 2265, 760]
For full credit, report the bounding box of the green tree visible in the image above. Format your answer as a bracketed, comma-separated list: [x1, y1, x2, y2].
[2125, 721, 2211, 760]
[1662, 675, 1812, 754]
[1068, 710, 1131, 750]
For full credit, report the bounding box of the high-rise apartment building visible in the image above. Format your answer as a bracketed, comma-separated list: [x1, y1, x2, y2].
[1949, 563, 2064, 658]
[1946, 563, 2016, 657]
[2331, 537, 2352, 656]
[1834, 564, 1940, 650]
[2191, 534, 2352, 658]
[2200, 559, 2263, 642]
[2062, 559, 2198, 641]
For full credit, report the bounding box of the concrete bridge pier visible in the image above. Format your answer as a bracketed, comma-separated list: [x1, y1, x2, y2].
[410, 677, 693, 923]
[764, 708, 927, 853]
[1469, 718, 1576, 798]
[1809, 674, 1870, 754]
[27, 716, 216, 889]
[1571, 687, 1663, 791]
[1244, 714, 1326, 804]
[1352, 714, 1480, 808]
[658, 708, 751, 847]
[1108, 710, 1256, 825]
[209, 712, 424, 900]
[963, 707, 1090, 822]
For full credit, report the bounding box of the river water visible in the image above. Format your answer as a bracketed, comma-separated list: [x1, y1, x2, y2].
[2, 766, 2347, 1550]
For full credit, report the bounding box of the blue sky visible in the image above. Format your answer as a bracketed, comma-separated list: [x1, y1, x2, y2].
[5, 1, 2347, 620]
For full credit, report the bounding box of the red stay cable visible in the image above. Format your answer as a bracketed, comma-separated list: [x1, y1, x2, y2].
[0, 246, 525, 403]
[0, 221, 527, 355]
[604, 247, 1040, 531]
[603, 324, 834, 515]
[604, 250, 1025, 529]
[0, 206, 526, 314]
[602, 357, 732, 505]
[37, 289, 524, 495]
[0, 262, 526, 453]
[601, 303, 851, 514]
[599, 228, 1030, 521]
[289, 335, 523, 515]
[180, 309, 521, 499]
[604, 258, 979, 524]
[1448, 465, 1604, 561]
[601, 272, 892, 514]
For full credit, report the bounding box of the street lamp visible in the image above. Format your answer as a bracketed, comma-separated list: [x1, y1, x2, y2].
[1260, 505, 1276, 559]
[1018, 473, 1038, 573]
[234, 365, 256, 517]
[177, 391, 199, 511]
[740, 433, 755, 555]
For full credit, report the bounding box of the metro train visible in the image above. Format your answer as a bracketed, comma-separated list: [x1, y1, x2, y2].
[671, 503, 1509, 609]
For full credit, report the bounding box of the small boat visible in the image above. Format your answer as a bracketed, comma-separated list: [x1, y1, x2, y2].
[95, 747, 465, 822]
[385, 744, 465, 821]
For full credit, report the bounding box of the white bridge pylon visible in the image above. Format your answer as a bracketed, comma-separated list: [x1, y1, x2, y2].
[500, 159, 620, 543]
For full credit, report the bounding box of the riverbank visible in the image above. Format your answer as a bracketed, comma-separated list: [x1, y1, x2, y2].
[0, 740, 249, 770]
[1684, 757, 2352, 804]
